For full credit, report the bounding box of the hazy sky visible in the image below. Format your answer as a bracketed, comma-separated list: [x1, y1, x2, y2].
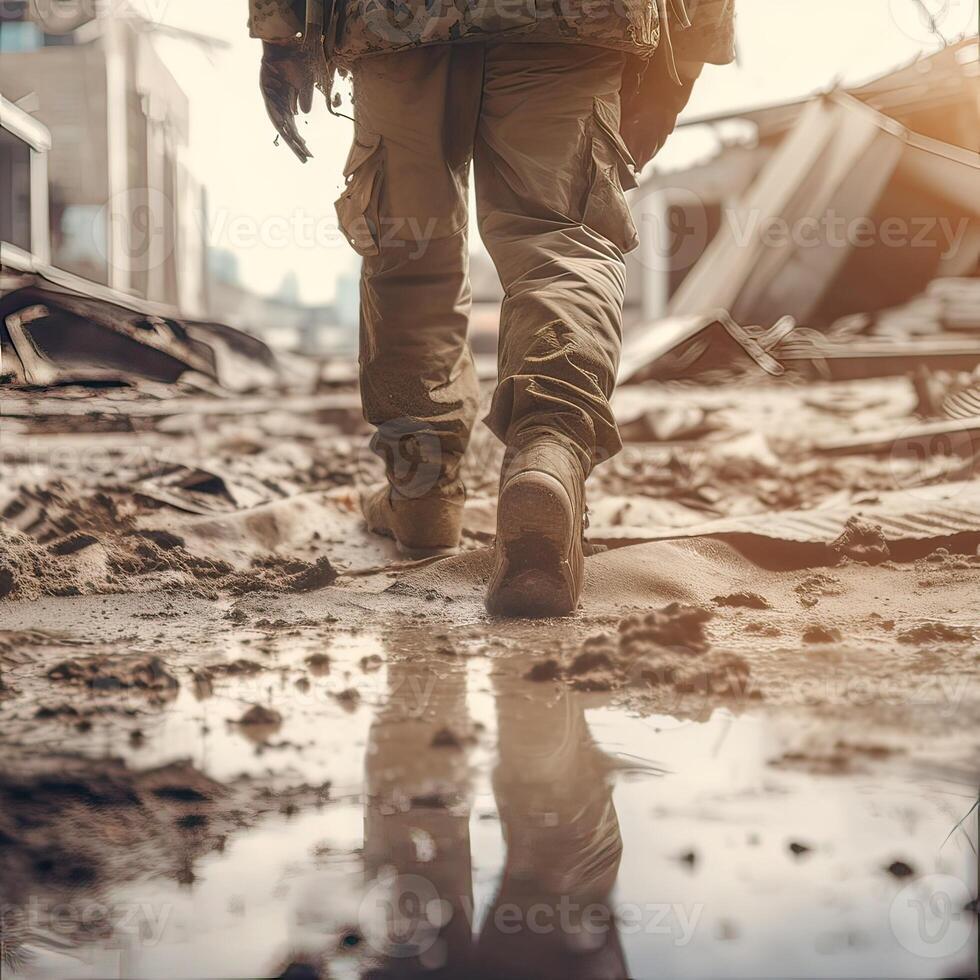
[140, 0, 978, 304]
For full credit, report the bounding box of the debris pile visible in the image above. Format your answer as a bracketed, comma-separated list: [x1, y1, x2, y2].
[1, 282, 280, 392]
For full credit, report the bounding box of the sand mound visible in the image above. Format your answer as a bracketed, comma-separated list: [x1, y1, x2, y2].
[394, 537, 765, 623]
[0, 516, 340, 603]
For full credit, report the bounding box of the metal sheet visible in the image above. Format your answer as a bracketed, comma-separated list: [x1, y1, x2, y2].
[589, 482, 980, 547]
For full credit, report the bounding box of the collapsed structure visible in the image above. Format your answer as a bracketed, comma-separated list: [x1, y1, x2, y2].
[618, 37, 980, 458]
[630, 38, 979, 327]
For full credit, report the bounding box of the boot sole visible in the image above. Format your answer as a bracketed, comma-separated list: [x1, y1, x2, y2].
[487, 471, 580, 617]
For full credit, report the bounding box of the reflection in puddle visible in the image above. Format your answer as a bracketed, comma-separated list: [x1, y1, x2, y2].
[4, 631, 976, 979]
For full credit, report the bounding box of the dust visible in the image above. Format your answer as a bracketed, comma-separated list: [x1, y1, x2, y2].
[3, 358, 980, 975]
[919, 547, 978, 570]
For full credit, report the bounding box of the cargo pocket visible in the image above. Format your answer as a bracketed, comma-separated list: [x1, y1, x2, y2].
[582, 97, 640, 253]
[335, 131, 384, 257]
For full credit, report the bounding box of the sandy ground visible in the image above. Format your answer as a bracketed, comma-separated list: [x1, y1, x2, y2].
[1, 371, 978, 979]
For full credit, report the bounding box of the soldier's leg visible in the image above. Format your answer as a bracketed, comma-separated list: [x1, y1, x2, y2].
[476, 43, 636, 614]
[340, 47, 482, 502]
[474, 42, 636, 472]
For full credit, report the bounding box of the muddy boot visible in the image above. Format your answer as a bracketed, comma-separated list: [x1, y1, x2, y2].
[360, 481, 465, 558]
[487, 436, 587, 617]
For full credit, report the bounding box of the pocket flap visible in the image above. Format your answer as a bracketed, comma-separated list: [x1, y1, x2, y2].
[343, 131, 381, 177]
[592, 98, 639, 189]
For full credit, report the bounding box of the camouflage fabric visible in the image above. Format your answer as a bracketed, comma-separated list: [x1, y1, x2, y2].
[335, 0, 660, 63]
[248, 1, 736, 67]
[672, 0, 736, 65]
[248, 0, 316, 42]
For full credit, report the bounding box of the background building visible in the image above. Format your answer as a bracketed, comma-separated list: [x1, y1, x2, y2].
[0, 0, 206, 313]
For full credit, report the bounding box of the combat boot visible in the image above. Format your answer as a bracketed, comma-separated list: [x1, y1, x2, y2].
[486, 435, 587, 617]
[360, 481, 465, 558]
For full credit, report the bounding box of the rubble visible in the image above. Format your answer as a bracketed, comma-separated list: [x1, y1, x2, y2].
[1, 282, 281, 392]
[659, 39, 980, 331]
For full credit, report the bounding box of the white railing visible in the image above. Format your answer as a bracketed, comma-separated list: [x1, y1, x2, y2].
[0, 91, 52, 266]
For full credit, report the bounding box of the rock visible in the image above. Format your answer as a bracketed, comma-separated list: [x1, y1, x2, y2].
[618, 603, 713, 654]
[48, 655, 179, 693]
[48, 532, 100, 556]
[885, 860, 915, 878]
[305, 652, 331, 675]
[713, 592, 772, 610]
[802, 625, 842, 645]
[525, 659, 561, 682]
[238, 705, 282, 728]
[897, 622, 973, 644]
[831, 517, 890, 564]
[288, 557, 338, 592]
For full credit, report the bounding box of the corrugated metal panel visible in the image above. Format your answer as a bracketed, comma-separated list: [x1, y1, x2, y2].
[945, 384, 980, 421]
[590, 483, 980, 546]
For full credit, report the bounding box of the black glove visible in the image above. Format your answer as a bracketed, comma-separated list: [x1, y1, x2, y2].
[620, 49, 703, 171]
[260, 39, 317, 163]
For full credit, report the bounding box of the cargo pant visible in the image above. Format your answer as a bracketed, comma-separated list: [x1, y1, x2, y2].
[336, 43, 638, 496]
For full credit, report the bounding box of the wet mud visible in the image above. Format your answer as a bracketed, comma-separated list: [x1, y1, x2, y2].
[1, 376, 978, 977]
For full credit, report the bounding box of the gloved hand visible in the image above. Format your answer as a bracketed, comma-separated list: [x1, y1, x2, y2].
[620, 50, 703, 171]
[260, 39, 317, 163]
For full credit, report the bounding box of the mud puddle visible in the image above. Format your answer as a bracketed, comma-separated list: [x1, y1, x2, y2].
[2, 630, 976, 980]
